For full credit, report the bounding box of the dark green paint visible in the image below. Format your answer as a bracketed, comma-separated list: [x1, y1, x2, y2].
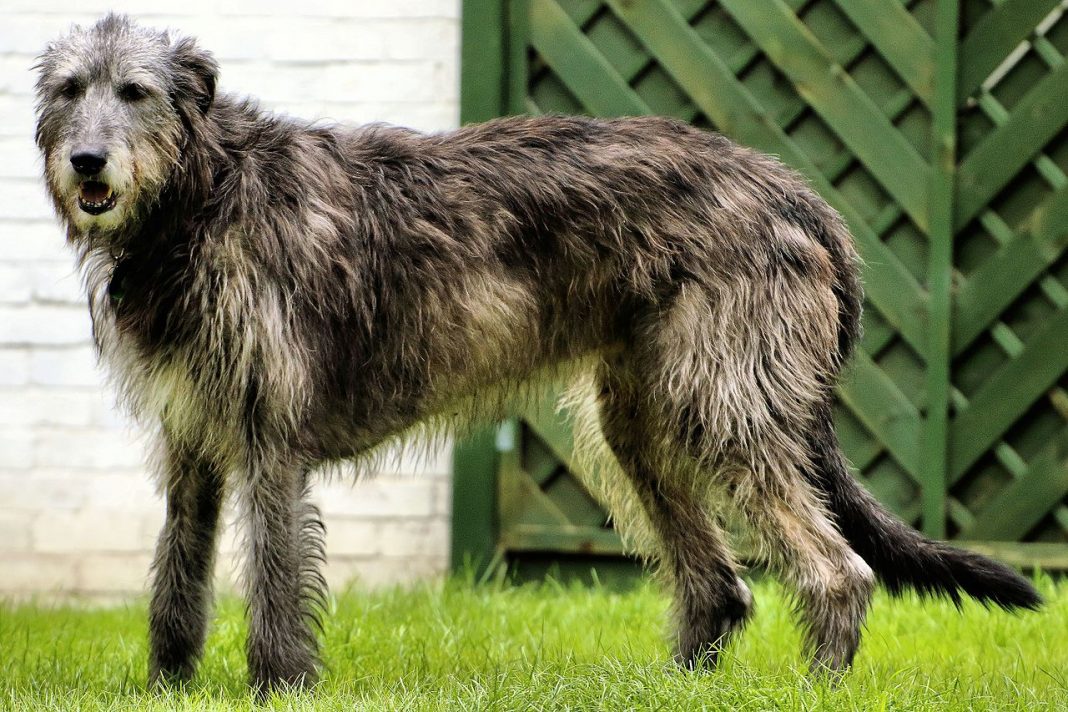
[455, 0, 1068, 573]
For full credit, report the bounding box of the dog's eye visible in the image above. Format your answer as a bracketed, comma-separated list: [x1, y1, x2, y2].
[119, 83, 148, 102]
[58, 79, 82, 99]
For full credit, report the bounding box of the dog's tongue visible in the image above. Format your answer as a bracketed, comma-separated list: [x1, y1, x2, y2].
[80, 181, 110, 202]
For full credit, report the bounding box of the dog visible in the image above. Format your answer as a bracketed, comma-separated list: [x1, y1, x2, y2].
[35, 14, 1040, 692]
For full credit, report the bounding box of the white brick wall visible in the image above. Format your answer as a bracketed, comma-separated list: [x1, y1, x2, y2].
[0, 0, 461, 599]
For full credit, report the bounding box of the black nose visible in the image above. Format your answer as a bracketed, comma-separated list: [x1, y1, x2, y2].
[70, 148, 107, 176]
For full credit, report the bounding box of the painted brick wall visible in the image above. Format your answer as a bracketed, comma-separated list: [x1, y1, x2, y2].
[0, 0, 460, 599]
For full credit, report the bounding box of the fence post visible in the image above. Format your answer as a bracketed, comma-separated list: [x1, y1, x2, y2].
[450, 428, 502, 575]
[461, 0, 508, 123]
[452, 0, 509, 575]
[923, 0, 960, 539]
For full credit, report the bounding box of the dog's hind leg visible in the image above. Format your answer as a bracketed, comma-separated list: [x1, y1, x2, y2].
[242, 461, 325, 692]
[729, 450, 874, 673]
[618, 276, 873, 673]
[596, 362, 752, 669]
[148, 435, 225, 686]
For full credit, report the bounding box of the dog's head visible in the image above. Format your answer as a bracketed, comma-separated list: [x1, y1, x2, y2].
[34, 14, 217, 241]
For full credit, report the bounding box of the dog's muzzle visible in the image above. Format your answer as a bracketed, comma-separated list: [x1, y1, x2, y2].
[70, 148, 118, 215]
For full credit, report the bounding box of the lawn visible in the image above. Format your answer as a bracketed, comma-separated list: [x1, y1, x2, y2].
[2, 574, 1067, 711]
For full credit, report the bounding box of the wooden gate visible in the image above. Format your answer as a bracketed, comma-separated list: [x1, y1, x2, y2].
[451, 0, 1068, 576]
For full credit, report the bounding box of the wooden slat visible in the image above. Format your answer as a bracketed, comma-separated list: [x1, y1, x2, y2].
[552, 0, 601, 26]
[544, 473, 607, 527]
[962, 431, 1068, 540]
[831, 0, 935, 106]
[523, 391, 589, 480]
[957, 541, 1068, 570]
[958, 0, 1063, 102]
[920, 0, 960, 537]
[450, 427, 502, 572]
[462, 0, 508, 123]
[507, 0, 531, 115]
[954, 187, 1068, 354]
[499, 446, 573, 529]
[501, 524, 626, 556]
[1034, 181, 1068, 245]
[860, 315, 897, 358]
[955, 61, 1068, 230]
[720, 0, 932, 231]
[951, 305, 1068, 482]
[838, 351, 923, 480]
[842, 438, 883, 473]
[528, 0, 651, 116]
[523, 422, 565, 485]
[604, 0, 930, 357]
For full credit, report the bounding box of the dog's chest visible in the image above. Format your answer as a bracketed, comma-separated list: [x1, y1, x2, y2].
[139, 357, 210, 432]
[101, 296, 243, 452]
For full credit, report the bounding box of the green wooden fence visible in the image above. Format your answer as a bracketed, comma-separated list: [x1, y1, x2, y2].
[451, 0, 1068, 577]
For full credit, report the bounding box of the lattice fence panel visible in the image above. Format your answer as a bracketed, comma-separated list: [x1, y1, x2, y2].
[949, 0, 1068, 544]
[452, 0, 1068, 571]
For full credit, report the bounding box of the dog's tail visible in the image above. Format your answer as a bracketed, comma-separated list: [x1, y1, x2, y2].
[805, 409, 1041, 610]
[802, 197, 1040, 611]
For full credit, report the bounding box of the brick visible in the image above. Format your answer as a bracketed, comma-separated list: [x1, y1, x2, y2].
[0, 429, 33, 469]
[194, 18, 456, 63]
[0, 264, 33, 304]
[33, 508, 152, 553]
[35, 427, 147, 470]
[322, 558, 372, 592]
[0, 220, 68, 261]
[82, 473, 160, 510]
[220, 0, 459, 19]
[315, 477, 437, 519]
[0, 56, 42, 96]
[314, 61, 455, 104]
[0, 388, 96, 426]
[0, 178, 57, 221]
[2, 1, 216, 15]
[31, 262, 84, 304]
[379, 519, 450, 559]
[0, 553, 76, 594]
[0, 96, 37, 139]
[330, 556, 445, 588]
[0, 18, 99, 57]
[0, 510, 34, 551]
[0, 305, 91, 345]
[324, 517, 380, 557]
[379, 19, 459, 61]
[216, 515, 243, 556]
[91, 398, 134, 428]
[0, 471, 89, 510]
[0, 348, 30, 385]
[29, 346, 101, 387]
[0, 136, 41, 179]
[76, 552, 155, 594]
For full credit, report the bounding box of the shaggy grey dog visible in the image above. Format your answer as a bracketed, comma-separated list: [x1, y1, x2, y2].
[36, 15, 1039, 692]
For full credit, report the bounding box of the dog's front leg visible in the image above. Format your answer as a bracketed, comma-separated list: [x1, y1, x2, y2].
[243, 462, 324, 692]
[148, 434, 225, 686]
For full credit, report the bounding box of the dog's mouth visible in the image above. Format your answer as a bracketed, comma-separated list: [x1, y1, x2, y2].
[78, 180, 117, 215]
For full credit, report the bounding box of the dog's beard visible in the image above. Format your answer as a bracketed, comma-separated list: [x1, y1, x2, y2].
[48, 162, 164, 247]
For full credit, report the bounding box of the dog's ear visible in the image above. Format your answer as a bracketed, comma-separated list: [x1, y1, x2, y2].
[171, 36, 217, 116]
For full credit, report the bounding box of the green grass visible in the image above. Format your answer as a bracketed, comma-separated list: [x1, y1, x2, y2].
[2, 575, 1067, 711]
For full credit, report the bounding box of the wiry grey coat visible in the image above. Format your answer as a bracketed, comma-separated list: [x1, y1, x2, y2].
[35, 15, 1039, 693]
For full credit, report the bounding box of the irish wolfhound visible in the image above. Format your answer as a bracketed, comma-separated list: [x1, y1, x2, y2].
[36, 15, 1039, 692]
